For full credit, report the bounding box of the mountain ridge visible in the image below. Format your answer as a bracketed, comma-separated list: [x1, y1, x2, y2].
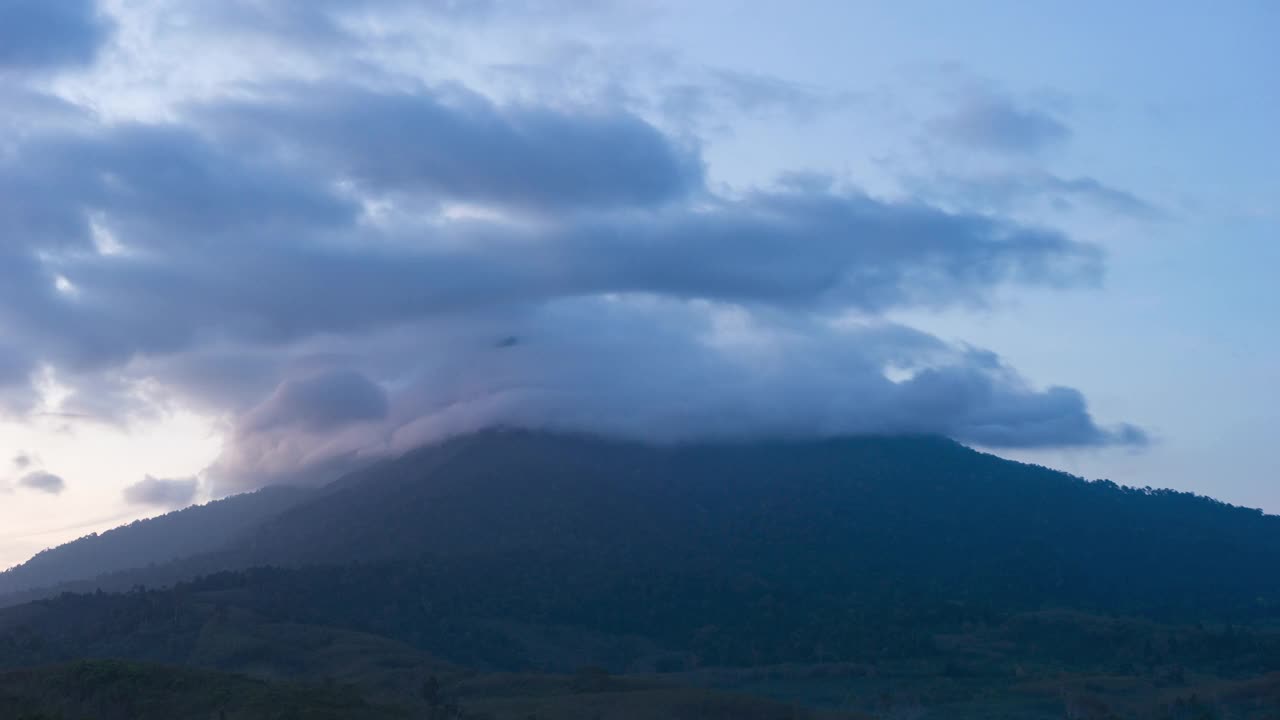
[0, 484, 314, 601]
[4, 429, 1276, 616]
[5, 430, 1280, 718]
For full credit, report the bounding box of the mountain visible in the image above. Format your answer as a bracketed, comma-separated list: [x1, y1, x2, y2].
[8, 430, 1280, 620]
[225, 430, 1280, 618]
[4, 430, 1280, 718]
[0, 485, 312, 600]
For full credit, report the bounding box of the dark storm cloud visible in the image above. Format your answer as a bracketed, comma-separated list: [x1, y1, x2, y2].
[121, 475, 199, 508]
[0, 0, 113, 70]
[936, 95, 1071, 154]
[17, 471, 65, 495]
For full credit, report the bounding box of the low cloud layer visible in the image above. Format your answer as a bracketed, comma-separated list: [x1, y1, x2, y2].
[243, 369, 390, 435]
[201, 299, 1146, 495]
[0, 0, 1147, 498]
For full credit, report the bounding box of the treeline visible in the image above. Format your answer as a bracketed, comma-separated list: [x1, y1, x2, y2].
[6, 557, 1280, 675]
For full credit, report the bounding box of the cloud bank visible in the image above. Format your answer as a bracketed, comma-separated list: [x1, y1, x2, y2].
[0, 0, 1146, 497]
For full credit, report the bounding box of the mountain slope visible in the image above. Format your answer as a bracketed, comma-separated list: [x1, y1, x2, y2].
[9, 429, 1280, 620]
[224, 429, 1280, 617]
[4, 431, 1280, 717]
[0, 485, 313, 599]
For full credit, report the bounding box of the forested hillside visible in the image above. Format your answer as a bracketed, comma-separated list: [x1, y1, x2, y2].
[2, 431, 1280, 717]
[224, 431, 1280, 619]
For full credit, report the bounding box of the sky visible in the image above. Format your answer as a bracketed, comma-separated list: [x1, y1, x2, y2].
[0, 0, 1276, 570]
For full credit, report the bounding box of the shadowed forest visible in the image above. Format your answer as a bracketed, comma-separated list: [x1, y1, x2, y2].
[3, 431, 1279, 718]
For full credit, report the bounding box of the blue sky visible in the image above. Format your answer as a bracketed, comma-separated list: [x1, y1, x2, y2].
[0, 0, 1275, 569]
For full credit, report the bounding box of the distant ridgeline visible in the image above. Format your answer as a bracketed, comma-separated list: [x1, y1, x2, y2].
[2, 430, 1279, 718]
[0, 485, 313, 600]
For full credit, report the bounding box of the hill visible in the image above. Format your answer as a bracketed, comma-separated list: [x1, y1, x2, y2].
[225, 430, 1280, 619]
[0, 485, 312, 600]
[10, 430, 1279, 621]
[4, 430, 1280, 717]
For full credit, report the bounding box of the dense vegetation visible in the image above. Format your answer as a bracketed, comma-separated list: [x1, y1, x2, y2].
[0, 660, 409, 719]
[17, 431, 1277, 612]
[4, 430, 1280, 718]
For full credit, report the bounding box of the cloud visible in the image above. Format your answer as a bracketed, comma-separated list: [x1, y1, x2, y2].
[179, 0, 608, 45]
[0, 0, 113, 70]
[0, 345, 37, 414]
[935, 94, 1070, 154]
[242, 369, 389, 434]
[202, 298, 1145, 495]
[203, 84, 705, 212]
[10, 453, 33, 470]
[122, 475, 199, 508]
[0, 102, 1097, 378]
[482, 40, 855, 138]
[660, 68, 856, 126]
[909, 171, 1162, 219]
[17, 471, 66, 495]
[0, 5, 1145, 498]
